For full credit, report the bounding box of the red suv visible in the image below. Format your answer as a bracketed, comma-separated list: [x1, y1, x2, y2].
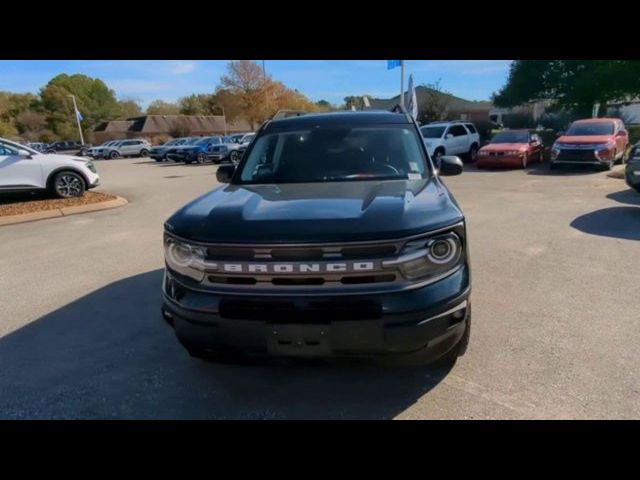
[550, 118, 628, 170]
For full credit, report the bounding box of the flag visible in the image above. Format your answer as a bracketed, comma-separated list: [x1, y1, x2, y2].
[387, 60, 402, 70]
[75, 108, 83, 122]
[406, 74, 418, 120]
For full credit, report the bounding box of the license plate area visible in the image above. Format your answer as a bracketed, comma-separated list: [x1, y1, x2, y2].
[267, 324, 331, 357]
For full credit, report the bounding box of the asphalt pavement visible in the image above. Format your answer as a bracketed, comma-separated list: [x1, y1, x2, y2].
[1, 158, 639, 419]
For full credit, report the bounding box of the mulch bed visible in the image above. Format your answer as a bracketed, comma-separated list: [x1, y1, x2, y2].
[0, 191, 118, 217]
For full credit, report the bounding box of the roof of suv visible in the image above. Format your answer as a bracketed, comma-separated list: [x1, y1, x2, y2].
[265, 111, 412, 131]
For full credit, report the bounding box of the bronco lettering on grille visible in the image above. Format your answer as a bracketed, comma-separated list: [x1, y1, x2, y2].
[215, 262, 376, 274]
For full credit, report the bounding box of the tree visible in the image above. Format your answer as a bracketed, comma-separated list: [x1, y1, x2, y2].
[178, 94, 221, 115]
[343, 96, 365, 110]
[117, 99, 143, 119]
[219, 60, 272, 129]
[417, 80, 456, 124]
[218, 60, 319, 129]
[315, 100, 334, 111]
[493, 60, 640, 117]
[40, 74, 122, 139]
[146, 100, 180, 115]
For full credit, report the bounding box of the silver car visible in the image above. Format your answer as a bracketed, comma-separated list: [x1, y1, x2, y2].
[97, 139, 151, 159]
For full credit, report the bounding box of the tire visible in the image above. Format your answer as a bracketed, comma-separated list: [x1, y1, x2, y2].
[433, 148, 445, 166]
[51, 171, 86, 198]
[467, 144, 478, 163]
[230, 150, 241, 164]
[109, 150, 120, 160]
[600, 160, 613, 171]
[154, 158, 163, 162]
[140, 149, 150, 158]
[196, 153, 207, 164]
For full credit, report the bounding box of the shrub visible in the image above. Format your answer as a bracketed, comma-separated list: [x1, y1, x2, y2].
[474, 120, 495, 144]
[538, 111, 577, 133]
[502, 112, 536, 129]
[149, 135, 171, 146]
[628, 125, 640, 146]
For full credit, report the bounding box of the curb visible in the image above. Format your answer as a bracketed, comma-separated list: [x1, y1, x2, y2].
[0, 195, 128, 227]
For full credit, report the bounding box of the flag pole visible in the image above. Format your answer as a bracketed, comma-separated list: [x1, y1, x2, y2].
[69, 94, 84, 145]
[400, 61, 405, 111]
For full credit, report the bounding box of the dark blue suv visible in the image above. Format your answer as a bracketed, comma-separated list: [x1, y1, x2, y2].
[166, 136, 224, 164]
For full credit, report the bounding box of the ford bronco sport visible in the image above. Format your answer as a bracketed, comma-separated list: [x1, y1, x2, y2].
[162, 111, 471, 364]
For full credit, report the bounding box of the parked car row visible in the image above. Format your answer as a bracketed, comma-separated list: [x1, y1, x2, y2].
[421, 117, 631, 172]
[86, 139, 151, 159]
[157, 133, 255, 165]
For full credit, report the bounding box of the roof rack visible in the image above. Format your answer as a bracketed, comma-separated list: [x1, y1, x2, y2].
[271, 110, 310, 120]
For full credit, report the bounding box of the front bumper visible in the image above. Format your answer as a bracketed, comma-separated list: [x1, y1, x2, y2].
[162, 264, 471, 359]
[477, 154, 524, 168]
[626, 161, 640, 189]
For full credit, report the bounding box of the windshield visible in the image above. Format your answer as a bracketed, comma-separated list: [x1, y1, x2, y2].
[196, 137, 218, 145]
[0, 139, 38, 155]
[421, 126, 447, 139]
[566, 122, 614, 136]
[490, 131, 530, 143]
[242, 134, 255, 143]
[230, 135, 244, 143]
[238, 124, 429, 184]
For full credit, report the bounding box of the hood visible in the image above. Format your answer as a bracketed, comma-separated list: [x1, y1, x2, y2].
[41, 153, 90, 164]
[165, 178, 463, 243]
[556, 135, 613, 145]
[480, 143, 528, 152]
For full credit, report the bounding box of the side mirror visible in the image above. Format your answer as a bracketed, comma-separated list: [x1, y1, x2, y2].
[17, 149, 32, 158]
[216, 164, 236, 183]
[438, 155, 463, 176]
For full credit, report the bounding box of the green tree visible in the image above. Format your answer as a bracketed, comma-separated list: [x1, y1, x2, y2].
[493, 60, 640, 117]
[117, 99, 143, 119]
[146, 100, 180, 115]
[40, 74, 121, 140]
[178, 94, 221, 115]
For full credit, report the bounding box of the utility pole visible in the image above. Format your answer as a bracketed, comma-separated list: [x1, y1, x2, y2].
[221, 105, 227, 136]
[400, 61, 406, 111]
[69, 94, 84, 144]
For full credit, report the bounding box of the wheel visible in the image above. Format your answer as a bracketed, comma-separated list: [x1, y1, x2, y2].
[433, 148, 445, 166]
[51, 171, 85, 198]
[184, 160, 193, 165]
[163, 153, 170, 162]
[196, 153, 207, 164]
[109, 150, 120, 160]
[600, 160, 613, 171]
[230, 150, 241, 164]
[140, 149, 150, 158]
[154, 158, 163, 162]
[467, 144, 478, 163]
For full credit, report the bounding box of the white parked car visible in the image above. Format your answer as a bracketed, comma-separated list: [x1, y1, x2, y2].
[420, 121, 480, 163]
[0, 137, 100, 198]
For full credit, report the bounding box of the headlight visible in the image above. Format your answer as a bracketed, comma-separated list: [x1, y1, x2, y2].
[478, 151, 490, 156]
[385, 233, 463, 282]
[86, 161, 96, 173]
[164, 235, 206, 282]
[504, 150, 525, 156]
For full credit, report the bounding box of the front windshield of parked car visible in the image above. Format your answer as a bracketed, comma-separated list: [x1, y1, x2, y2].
[165, 139, 182, 146]
[566, 122, 614, 136]
[421, 126, 447, 138]
[196, 137, 217, 145]
[490, 131, 529, 143]
[238, 124, 429, 184]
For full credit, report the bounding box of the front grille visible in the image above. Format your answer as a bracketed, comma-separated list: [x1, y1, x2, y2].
[201, 239, 404, 291]
[557, 148, 597, 162]
[219, 298, 382, 321]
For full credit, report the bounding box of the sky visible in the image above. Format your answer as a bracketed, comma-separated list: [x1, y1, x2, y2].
[0, 60, 512, 108]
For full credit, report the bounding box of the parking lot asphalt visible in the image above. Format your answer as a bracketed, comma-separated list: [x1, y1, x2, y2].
[1, 158, 639, 419]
